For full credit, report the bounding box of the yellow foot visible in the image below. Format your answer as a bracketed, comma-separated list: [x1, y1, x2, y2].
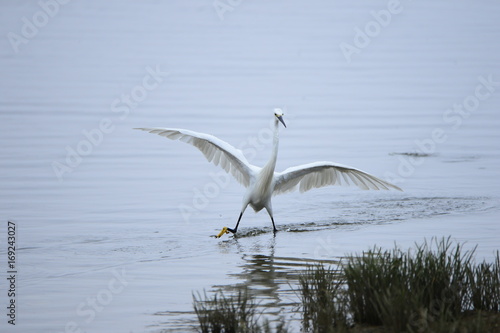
[216, 227, 230, 238]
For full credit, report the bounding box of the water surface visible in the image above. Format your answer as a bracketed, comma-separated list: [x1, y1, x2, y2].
[1, 1, 499, 332]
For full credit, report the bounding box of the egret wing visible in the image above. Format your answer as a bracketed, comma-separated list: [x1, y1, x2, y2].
[273, 161, 402, 195]
[135, 127, 256, 187]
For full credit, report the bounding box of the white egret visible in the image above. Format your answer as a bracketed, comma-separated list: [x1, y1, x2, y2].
[135, 109, 401, 237]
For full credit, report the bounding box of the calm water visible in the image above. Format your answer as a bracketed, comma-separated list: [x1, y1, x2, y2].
[1, 1, 500, 332]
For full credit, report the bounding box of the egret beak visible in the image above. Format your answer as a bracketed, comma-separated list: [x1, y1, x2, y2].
[277, 116, 286, 128]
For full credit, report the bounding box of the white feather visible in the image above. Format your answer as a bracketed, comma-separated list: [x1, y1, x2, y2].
[134, 128, 257, 187]
[273, 161, 402, 195]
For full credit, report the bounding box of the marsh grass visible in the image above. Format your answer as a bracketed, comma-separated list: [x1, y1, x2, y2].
[305, 237, 500, 332]
[467, 252, 500, 312]
[193, 288, 288, 333]
[344, 237, 478, 331]
[299, 265, 349, 332]
[193, 237, 499, 332]
[298, 237, 499, 332]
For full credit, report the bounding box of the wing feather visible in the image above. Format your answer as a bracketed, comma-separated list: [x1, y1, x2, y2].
[135, 128, 256, 187]
[274, 161, 402, 195]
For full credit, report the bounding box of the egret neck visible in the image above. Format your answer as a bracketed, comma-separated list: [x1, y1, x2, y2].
[258, 116, 282, 196]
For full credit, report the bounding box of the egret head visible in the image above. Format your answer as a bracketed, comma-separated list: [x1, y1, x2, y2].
[274, 108, 286, 128]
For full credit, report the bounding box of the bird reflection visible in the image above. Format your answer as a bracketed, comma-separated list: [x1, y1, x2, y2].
[214, 237, 341, 322]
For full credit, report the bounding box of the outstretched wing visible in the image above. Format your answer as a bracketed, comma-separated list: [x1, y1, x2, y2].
[273, 161, 402, 195]
[135, 128, 257, 187]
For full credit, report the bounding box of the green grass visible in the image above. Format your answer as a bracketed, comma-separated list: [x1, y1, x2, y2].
[344, 238, 472, 332]
[302, 237, 500, 333]
[193, 237, 500, 333]
[467, 253, 500, 312]
[299, 265, 349, 332]
[193, 288, 288, 333]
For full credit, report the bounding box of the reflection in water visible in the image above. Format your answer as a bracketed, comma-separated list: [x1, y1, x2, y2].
[214, 238, 342, 327]
[154, 239, 343, 332]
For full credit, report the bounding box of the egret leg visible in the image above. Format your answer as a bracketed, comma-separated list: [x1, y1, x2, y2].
[270, 216, 278, 234]
[227, 212, 243, 234]
[264, 206, 278, 233]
